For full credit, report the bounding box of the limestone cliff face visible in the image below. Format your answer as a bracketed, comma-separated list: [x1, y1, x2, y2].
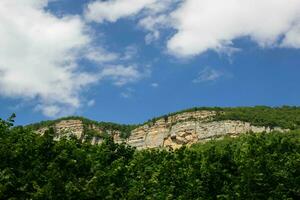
[126, 110, 216, 149]
[36, 111, 288, 149]
[36, 119, 84, 139]
[125, 111, 287, 150]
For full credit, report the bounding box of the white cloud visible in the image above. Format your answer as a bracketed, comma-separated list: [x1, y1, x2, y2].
[87, 0, 300, 57]
[122, 45, 138, 60]
[85, 0, 157, 23]
[0, 0, 146, 117]
[84, 0, 176, 43]
[86, 47, 119, 63]
[100, 65, 144, 86]
[281, 25, 300, 48]
[193, 67, 223, 83]
[35, 105, 61, 118]
[166, 0, 300, 57]
[0, 0, 94, 117]
[139, 15, 168, 44]
[6, 0, 300, 116]
[139, 0, 180, 43]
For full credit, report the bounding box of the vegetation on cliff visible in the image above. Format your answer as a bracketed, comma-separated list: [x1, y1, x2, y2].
[26, 106, 300, 140]
[1, 115, 299, 199]
[148, 106, 300, 130]
[215, 106, 300, 129]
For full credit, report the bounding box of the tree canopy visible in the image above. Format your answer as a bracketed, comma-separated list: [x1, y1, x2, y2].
[1, 114, 299, 199]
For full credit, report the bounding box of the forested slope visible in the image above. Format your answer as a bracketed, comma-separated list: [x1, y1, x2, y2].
[1, 113, 300, 199]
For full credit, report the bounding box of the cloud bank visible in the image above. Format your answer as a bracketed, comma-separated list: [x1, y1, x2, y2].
[0, 0, 144, 117]
[86, 0, 300, 57]
[0, 0, 93, 117]
[2, 0, 300, 117]
[167, 0, 300, 57]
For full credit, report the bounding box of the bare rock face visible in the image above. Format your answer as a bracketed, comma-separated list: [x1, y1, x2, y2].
[163, 120, 277, 150]
[126, 110, 217, 149]
[36, 111, 288, 149]
[54, 120, 84, 140]
[35, 120, 85, 140]
[127, 111, 288, 150]
[36, 120, 105, 144]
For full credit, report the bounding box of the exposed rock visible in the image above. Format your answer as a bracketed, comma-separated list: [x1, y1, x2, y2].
[36, 111, 289, 149]
[127, 111, 288, 150]
[54, 120, 84, 140]
[163, 120, 284, 150]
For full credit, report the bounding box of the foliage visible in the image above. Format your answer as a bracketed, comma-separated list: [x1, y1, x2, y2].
[214, 106, 300, 130]
[1, 115, 300, 199]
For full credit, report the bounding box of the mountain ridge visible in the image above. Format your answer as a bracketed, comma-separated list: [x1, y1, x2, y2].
[28, 106, 300, 149]
[27, 106, 300, 129]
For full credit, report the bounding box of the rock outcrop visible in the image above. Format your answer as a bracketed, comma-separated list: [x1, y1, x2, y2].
[126, 111, 287, 150]
[36, 110, 288, 149]
[36, 119, 84, 139]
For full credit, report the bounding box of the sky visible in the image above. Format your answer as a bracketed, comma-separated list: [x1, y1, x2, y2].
[0, 0, 300, 125]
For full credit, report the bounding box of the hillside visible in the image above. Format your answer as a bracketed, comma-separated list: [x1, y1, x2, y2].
[1, 106, 300, 199]
[1, 114, 299, 199]
[27, 106, 300, 149]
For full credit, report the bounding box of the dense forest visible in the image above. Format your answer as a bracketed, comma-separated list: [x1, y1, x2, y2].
[1, 114, 300, 199]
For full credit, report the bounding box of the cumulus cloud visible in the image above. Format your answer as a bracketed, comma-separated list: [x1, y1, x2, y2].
[4, 0, 300, 116]
[0, 0, 146, 117]
[167, 0, 300, 57]
[0, 0, 93, 117]
[86, 0, 300, 57]
[84, 0, 175, 43]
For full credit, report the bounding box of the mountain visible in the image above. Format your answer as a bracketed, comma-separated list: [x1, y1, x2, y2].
[28, 106, 300, 149]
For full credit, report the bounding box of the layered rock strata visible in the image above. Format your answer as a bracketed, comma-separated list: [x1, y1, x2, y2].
[36, 111, 288, 149]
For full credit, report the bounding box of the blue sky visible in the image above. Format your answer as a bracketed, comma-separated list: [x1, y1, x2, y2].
[0, 0, 300, 125]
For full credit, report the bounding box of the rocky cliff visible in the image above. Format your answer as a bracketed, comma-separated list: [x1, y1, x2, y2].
[35, 110, 288, 150]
